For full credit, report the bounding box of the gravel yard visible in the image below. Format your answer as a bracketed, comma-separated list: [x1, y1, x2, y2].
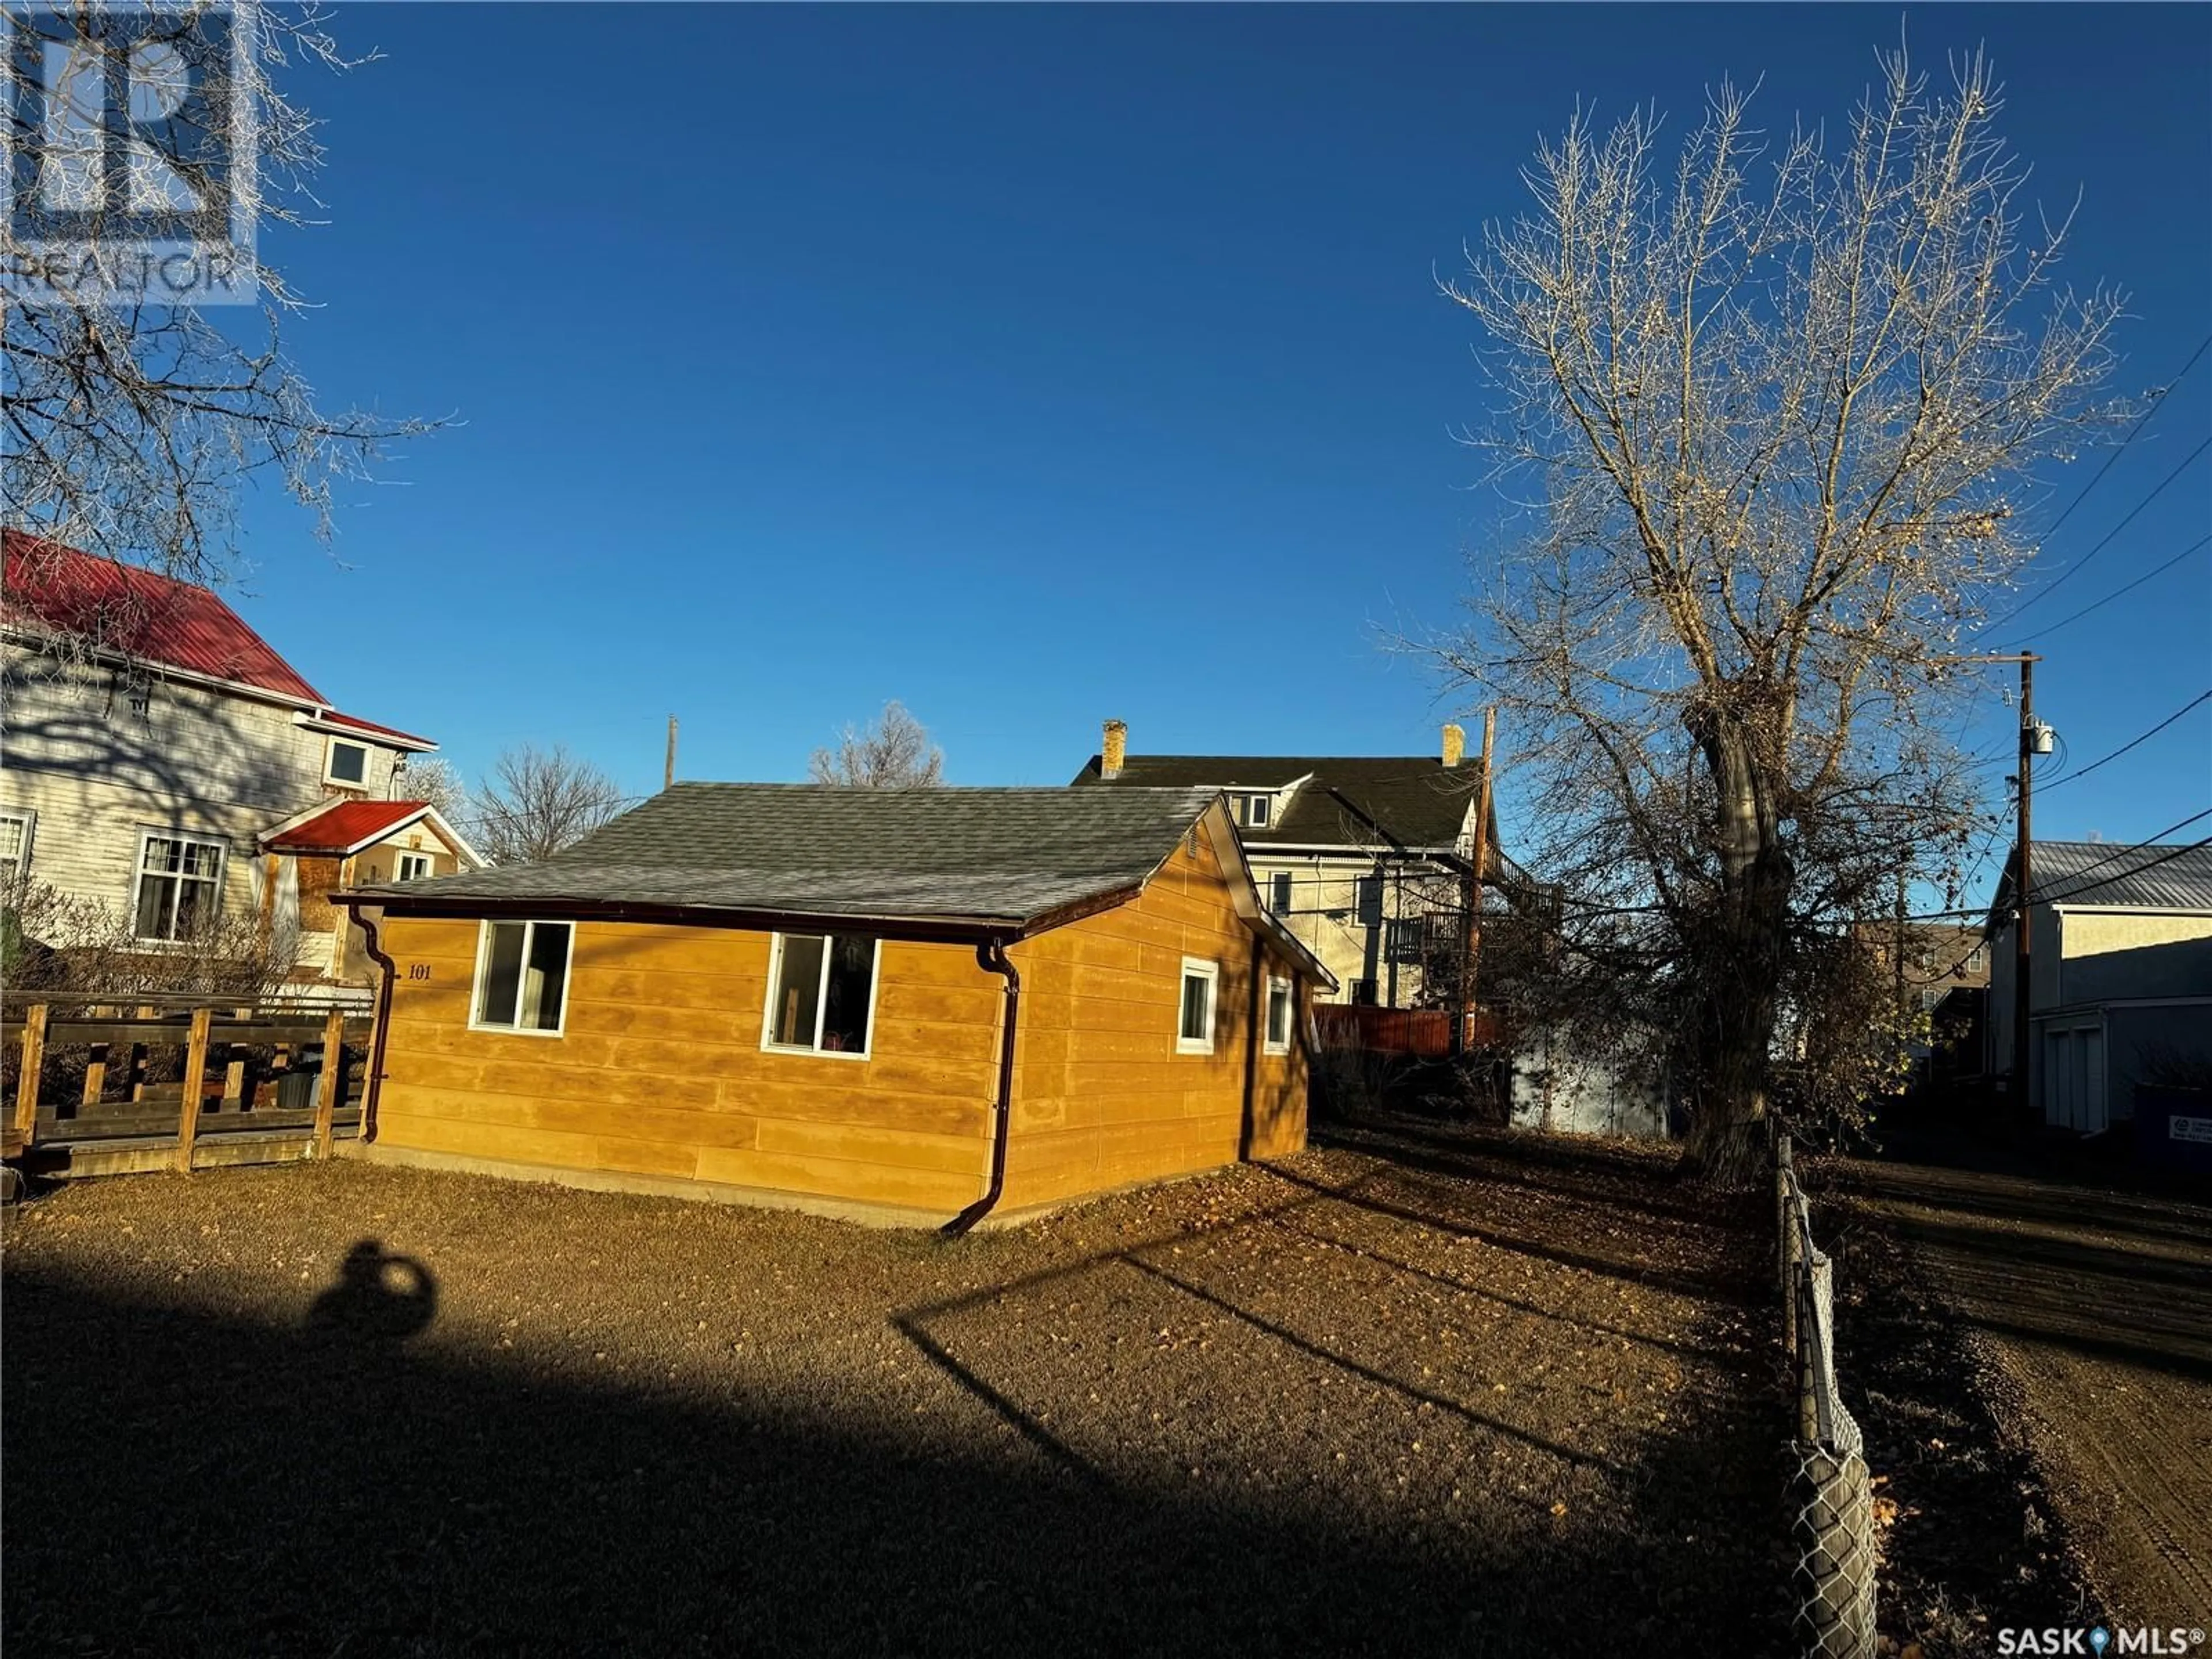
[6, 1118, 1778, 1656]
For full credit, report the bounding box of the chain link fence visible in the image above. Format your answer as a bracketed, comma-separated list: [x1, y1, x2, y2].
[1774, 1128, 1878, 1658]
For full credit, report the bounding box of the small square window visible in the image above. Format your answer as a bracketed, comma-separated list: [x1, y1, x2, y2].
[1264, 976, 1293, 1055]
[394, 852, 434, 882]
[327, 738, 370, 787]
[1177, 957, 1218, 1054]
[763, 932, 880, 1058]
[471, 920, 573, 1035]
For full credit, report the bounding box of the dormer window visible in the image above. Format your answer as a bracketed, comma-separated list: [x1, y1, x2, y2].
[1242, 794, 1272, 829]
[325, 737, 370, 787]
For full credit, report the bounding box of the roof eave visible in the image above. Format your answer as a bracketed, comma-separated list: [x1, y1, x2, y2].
[297, 711, 439, 752]
[332, 889, 1036, 944]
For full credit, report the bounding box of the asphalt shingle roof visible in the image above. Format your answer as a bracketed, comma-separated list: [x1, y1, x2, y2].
[355, 783, 1224, 926]
[1072, 753, 1479, 850]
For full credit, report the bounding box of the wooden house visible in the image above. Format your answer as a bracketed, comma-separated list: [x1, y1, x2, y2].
[338, 785, 1334, 1228]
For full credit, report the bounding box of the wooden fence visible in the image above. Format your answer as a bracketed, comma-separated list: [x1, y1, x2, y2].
[1312, 1005, 1499, 1058]
[3, 993, 372, 1174]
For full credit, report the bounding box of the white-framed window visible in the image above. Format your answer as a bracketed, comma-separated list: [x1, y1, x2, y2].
[1177, 956, 1218, 1055]
[131, 830, 226, 941]
[1243, 793, 1272, 829]
[394, 851, 434, 882]
[0, 809, 35, 885]
[1264, 975, 1293, 1055]
[1966, 946, 1984, 975]
[762, 932, 880, 1059]
[470, 919, 574, 1036]
[1268, 870, 1293, 914]
[325, 736, 371, 787]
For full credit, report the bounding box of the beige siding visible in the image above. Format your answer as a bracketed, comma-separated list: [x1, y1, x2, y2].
[1, 639, 413, 978]
[1249, 851, 1458, 1007]
[2056, 910, 2212, 1006]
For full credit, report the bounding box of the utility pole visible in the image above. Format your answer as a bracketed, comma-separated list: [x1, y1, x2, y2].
[1455, 709, 1497, 1057]
[2013, 654, 2040, 1113]
[664, 715, 679, 792]
[1926, 650, 2047, 1109]
[1893, 868, 1908, 1085]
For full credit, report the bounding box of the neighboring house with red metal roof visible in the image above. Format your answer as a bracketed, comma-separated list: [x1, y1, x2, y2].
[1, 532, 478, 994]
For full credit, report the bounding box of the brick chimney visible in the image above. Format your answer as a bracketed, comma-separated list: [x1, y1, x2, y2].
[1101, 719, 1127, 779]
[1441, 723, 1466, 768]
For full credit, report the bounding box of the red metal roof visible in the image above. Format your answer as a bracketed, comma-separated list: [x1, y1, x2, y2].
[321, 708, 435, 749]
[264, 800, 435, 855]
[3, 531, 325, 703]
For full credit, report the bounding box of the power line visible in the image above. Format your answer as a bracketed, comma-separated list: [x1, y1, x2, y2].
[2014, 533, 2212, 645]
[2040, 690, 2212, 794]
[1986, 433, 2212, 632]
[2036, 332, 2211, 540]
[2031, 829, 2212, 907]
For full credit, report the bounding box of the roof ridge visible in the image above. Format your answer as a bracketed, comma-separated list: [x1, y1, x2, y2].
[665, 781, 1220, 794]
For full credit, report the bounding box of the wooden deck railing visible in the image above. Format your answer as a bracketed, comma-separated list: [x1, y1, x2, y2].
[3, 995, 372, 1171]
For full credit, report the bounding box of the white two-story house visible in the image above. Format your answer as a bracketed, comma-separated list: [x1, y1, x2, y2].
[1, 532, 479, 994]
[1071, 720, 1506, 1008]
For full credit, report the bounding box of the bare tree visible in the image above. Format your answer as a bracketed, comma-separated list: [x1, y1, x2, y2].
[1438, 48, 2129, 1179]
[469, 745, 628, 866]
[395, 756, 469, 823]
[2, 3, 437, 592]
[808, 701, 945, 789]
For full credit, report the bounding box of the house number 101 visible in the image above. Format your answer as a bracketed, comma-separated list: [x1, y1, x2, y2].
[407, 964, 432, 980]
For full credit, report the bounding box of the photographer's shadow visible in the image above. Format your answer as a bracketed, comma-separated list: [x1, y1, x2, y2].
[306, 1240, 439, 1346]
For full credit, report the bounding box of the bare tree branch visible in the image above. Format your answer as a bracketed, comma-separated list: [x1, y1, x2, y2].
[808, 702, 945, 790]
[2, 2, 441, 591]
[468, 745, 627, 866]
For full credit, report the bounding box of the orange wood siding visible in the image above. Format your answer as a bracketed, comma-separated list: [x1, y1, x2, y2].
[1003, 830, 1310, 1209]
[372, 917, 1001, 1212]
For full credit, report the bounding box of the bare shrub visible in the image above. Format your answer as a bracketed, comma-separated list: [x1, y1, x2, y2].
[1, 879, 294, 1003]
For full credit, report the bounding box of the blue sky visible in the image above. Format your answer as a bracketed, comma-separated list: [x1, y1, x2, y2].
[224, 3, 2210, 897]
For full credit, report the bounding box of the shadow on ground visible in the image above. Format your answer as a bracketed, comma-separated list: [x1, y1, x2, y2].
[1819, 1145, 2212, 1642]
[6, 1122, 1782, 1656]
[1828, 1160, 2212, 1387]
